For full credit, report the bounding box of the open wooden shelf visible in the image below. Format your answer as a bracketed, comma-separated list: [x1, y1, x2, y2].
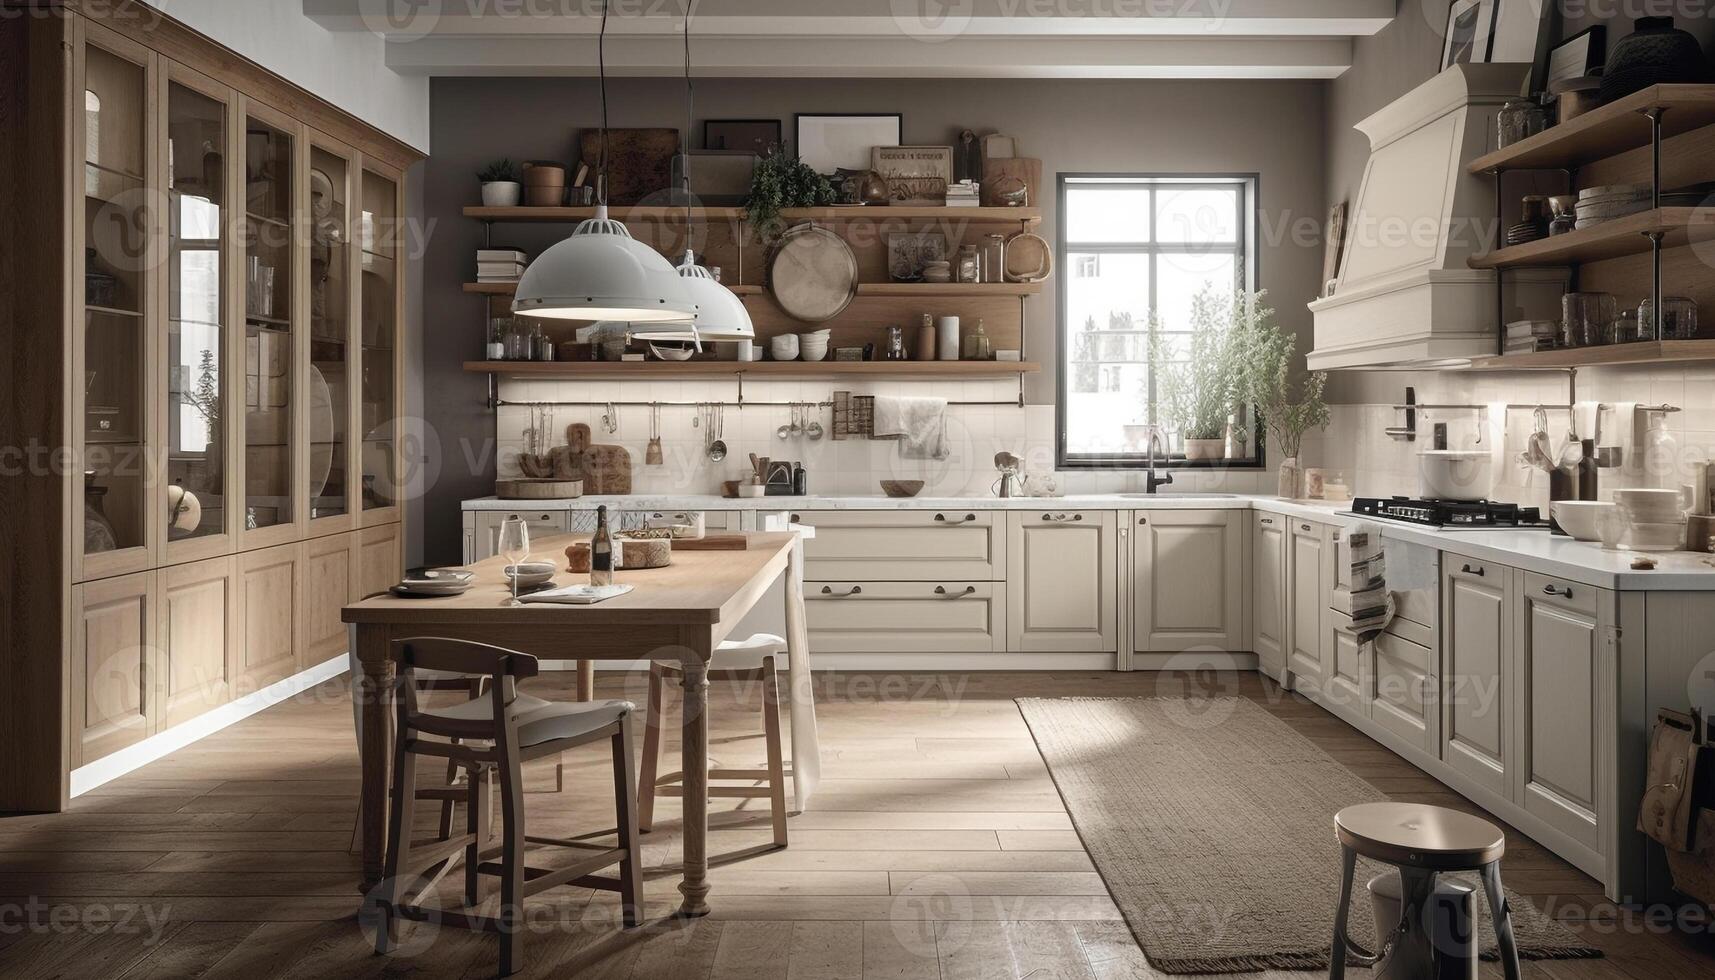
[463, 204, 1042, 224]
[1465, 339, 1715, 370]
[1467, 84, 1715, 174]
[463, 359, 1040, 378]
[466, 280, 1040, 297]
[1467, 208, 1715, 268]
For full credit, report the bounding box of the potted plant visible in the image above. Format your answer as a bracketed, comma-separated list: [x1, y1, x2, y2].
[1150, 286, 1241, 460]
[1233, 290, 1329, 497]
[746, 148, 837, 242]
[478, 158, 522, 207]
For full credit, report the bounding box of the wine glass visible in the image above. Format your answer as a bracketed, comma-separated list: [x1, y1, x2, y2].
[499, 517, 530, 606]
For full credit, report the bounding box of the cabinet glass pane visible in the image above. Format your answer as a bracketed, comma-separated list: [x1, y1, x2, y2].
[360, 169, 396, 510]
[242, 118, 294, 529]
[82, 45, 149, 556]
[166, 83, 226, 541]
[310, 147, 350, 518]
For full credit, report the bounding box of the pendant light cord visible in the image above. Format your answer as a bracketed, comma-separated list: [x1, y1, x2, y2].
[681, 1, 694, 236]
[597, 0, 609, 208]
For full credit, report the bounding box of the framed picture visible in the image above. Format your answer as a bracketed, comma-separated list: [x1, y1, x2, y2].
[795, 113, 902, 174]
[885, 232, 948, 282]
[1544, 26, 1606, 86]
[1440, 0, 1496, 70]
[1321, 201, 1348, 297]
[703, 119, 780, 156]
[871, 145, 954, 205]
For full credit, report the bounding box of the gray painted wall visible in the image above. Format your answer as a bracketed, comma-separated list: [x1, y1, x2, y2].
[417, 75, 1327, 564]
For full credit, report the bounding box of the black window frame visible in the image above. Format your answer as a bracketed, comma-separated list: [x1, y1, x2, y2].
[1055, 172, 1264, 471]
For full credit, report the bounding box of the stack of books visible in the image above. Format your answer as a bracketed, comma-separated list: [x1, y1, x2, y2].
[1504, 319, 1558, 354]
[476, 247, 528, 283]
[945, 180, 980, 208]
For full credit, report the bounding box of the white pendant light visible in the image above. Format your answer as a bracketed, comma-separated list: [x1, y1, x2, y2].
[630, 1, 754, 344]
[510, 1, 695, 324]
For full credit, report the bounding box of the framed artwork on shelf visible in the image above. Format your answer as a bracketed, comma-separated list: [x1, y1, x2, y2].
[703, 119, 780, 156]
[1441, 0, 1497, 70]
[872, 145, 953, 205]
[795, 113, 902, 174]
[1321, 201, 1347, 297]
[1544, 26, 1606, 87]
[885, 232, 948, 282]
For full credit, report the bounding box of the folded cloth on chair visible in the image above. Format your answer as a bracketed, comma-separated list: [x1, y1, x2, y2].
[872, 395, 948, 460]
[1346, 522, 1390, 643]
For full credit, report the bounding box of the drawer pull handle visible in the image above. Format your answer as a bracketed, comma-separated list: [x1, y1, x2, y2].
[1301, 523, 1312, 532]
[820, 585, 862, 597]
[1138, 517, 1147, 525]
[791, 514, 800, 523]
[1542, 584, 1572, 598]
[934, 585, 977, 598]
[1042, 513, 1084, 522]
[1259, 517, 1274, 525]
[1462, 563, 1485, 577]
[935, 513, 978, 524]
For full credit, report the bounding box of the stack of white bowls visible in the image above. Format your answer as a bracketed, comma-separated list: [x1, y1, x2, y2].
[799, 328, 831, 362]
[770, 334, 800, 361]
[1613, 488, 1685, 551]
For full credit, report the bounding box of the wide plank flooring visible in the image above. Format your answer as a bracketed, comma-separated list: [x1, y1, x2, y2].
[1, 670, 1711, 978]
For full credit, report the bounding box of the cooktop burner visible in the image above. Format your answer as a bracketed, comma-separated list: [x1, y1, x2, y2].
[1352, 496, 1548, 529]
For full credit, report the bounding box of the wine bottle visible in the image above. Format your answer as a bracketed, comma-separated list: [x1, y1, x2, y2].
[590, 504, 614, 587]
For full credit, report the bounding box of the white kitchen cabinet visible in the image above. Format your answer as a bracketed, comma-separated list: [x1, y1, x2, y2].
[1369, 628, 1438, 755]
[804, 580, 1003, 653]
[794, 509, 1004, 581]
[1006, 511, 1119, 653]
[1252, 513, 1288, 680]
[1324, 609, 1365, 715]
[1514, 571, 1611, 854]
[1286, 518, 1331, 692]
[467, 509, 569, 563]
[1441, 558, 1514, 800]
[1130, 510, 1244, 653]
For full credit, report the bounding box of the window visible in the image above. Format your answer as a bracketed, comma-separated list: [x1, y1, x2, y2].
[1057, 174, 1260, 468]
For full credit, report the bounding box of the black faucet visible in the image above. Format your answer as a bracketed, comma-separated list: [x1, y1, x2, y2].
[1143, 426, 1175, 494]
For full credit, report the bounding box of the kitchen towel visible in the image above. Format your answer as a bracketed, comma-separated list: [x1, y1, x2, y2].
[1346, 521, 1390, 643]
[1486, 401, 1509, 497]
[872, 395, 949, 460]
[1610, 402, 1640, 478]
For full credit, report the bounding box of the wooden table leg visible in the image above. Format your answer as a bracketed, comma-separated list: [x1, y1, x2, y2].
[355, 624, 395, 892]
[577, 659, 595, 702]
[676, 640, 713, 916]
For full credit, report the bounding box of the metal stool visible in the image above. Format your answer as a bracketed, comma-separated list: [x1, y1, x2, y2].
[1329, 802, 1521, 980]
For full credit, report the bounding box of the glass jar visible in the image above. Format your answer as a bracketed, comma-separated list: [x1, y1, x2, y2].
[955, 243, 980, 283]
[1609, 309, 1641, 344]
[961, 318, 991, 360]
[1640, 296, 1699, 340]
[1561, 292, 1617, 348]
[1497, 99, 1547, 148]
[980, 234, 1007, 284]
[486, 317, 508, 360]
[503, 318, 531, 360]
[883, 324, 907, 360]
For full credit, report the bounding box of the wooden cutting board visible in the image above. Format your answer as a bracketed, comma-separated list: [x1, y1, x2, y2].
[553, 423, 631, 494]
[669, 533, 750, 550]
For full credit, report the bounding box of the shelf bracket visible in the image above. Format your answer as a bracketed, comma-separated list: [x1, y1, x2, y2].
[1384, 386, 1417, 441]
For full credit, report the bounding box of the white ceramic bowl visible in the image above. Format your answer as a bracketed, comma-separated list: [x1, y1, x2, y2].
[1550, 501, 1616, 542]
[1416, 450, 1492, 502]
[1625, 521, 1684, 552]
[1614, 488, 1683, 510]
[504, 561, 557, 588]
[770, 334, 800, 361]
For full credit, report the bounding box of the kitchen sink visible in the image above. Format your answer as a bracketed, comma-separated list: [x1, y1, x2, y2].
[1115, 492, 1237, 499]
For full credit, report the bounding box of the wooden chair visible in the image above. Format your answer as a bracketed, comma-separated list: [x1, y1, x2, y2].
[638, 633, 790, 848]
[370, 637, 643, 977]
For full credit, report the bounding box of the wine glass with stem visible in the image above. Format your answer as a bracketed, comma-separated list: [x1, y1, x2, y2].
[499, 517, 530, 607]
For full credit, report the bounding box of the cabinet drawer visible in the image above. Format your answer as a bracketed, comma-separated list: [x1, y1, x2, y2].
[805, 580, 1002, 652]
[793, 510, 1003, 581]
[1521, 571, 1598, 618]
[1372, 631, 1434, 746]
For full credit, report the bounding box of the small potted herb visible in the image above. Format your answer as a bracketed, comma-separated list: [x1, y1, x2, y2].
[478, 158, 522, 207]
[1233, 290, 1329, 497]
[1150, 287, 1242, 460]
[746, 149, 837, 242]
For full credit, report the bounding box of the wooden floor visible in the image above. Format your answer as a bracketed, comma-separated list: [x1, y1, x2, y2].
[1, 670, 1711, 978]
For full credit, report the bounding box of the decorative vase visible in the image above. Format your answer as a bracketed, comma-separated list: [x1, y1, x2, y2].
[1185, 438, 1225, 461]
[480, 181, 521, 207]
[1601, 17, 1710, 105]
[1276, 456, 1302, 499]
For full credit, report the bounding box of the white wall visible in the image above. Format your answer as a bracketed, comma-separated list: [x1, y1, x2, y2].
[146, 0, 430, 152]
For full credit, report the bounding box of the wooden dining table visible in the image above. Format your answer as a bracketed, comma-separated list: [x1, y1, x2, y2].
[341, 530, 814, 916]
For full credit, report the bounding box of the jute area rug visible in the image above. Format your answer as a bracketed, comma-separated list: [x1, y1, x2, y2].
[1016, 696, 1601, 974]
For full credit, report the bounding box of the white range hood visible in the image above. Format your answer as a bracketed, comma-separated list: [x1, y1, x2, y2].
[1308, 63, 1566, 370]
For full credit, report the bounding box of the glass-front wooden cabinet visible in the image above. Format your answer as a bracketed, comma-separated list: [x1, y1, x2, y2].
[164, 72, 230, 553]
[310, 143, 353, 525]
[240, 107, 297, 538]
[78, 30, 156, 579]
[359, 167, 398, 518]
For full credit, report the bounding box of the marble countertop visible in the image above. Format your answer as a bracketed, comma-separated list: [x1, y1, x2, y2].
[462, 493, 1715, 590]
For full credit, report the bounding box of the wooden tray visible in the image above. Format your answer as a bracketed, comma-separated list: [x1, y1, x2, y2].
[668, 533, 750, 551]
[496, 478, 584, 499]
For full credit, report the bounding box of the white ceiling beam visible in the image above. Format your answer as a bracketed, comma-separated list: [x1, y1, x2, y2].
[381, 34, 1352, 78]
[305, 0, 1391, 38]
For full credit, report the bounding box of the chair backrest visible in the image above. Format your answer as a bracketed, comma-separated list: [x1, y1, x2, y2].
[392, 637, 540, 742]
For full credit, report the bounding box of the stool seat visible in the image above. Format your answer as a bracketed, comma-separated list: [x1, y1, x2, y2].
[1335, 802, 1505, 871]
[653, 633, 786, 671]
[422, 694, 635, 748]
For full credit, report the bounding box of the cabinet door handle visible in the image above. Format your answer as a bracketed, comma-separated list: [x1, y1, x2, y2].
[934, 513, 978, 525]
[1259, 517, 1275, 525]
[1137, 517, 1148, 525]
[1042, 513, 1084, 523]
[791, 514, 800, 523]
[934, 585, 977, 598]
[820, 585, 862, 597]
[1300, 523, 1312, 532]
[1462, 563, 1485, 577]
[1542, 584, 1572, 598]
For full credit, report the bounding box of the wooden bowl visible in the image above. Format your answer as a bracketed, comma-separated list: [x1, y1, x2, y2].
[880, 480, 925, 498]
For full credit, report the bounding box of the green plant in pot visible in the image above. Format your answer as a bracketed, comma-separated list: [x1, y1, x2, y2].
[1149, 284, 1243, 460]
[746, 149, 837, 243]
[1232, 290, 1329, 497]
[478, 158, 522, 208]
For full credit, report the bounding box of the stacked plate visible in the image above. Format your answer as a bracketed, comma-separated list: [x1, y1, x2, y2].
[391, 568, 475, 598]
[1614, 488, 1685, 551]
[1574, 184, 1651, 229]
[1660, 181, 1715, 208]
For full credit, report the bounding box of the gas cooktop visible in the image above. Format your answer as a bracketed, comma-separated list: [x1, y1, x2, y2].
[1352, 496, 1548, 529]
